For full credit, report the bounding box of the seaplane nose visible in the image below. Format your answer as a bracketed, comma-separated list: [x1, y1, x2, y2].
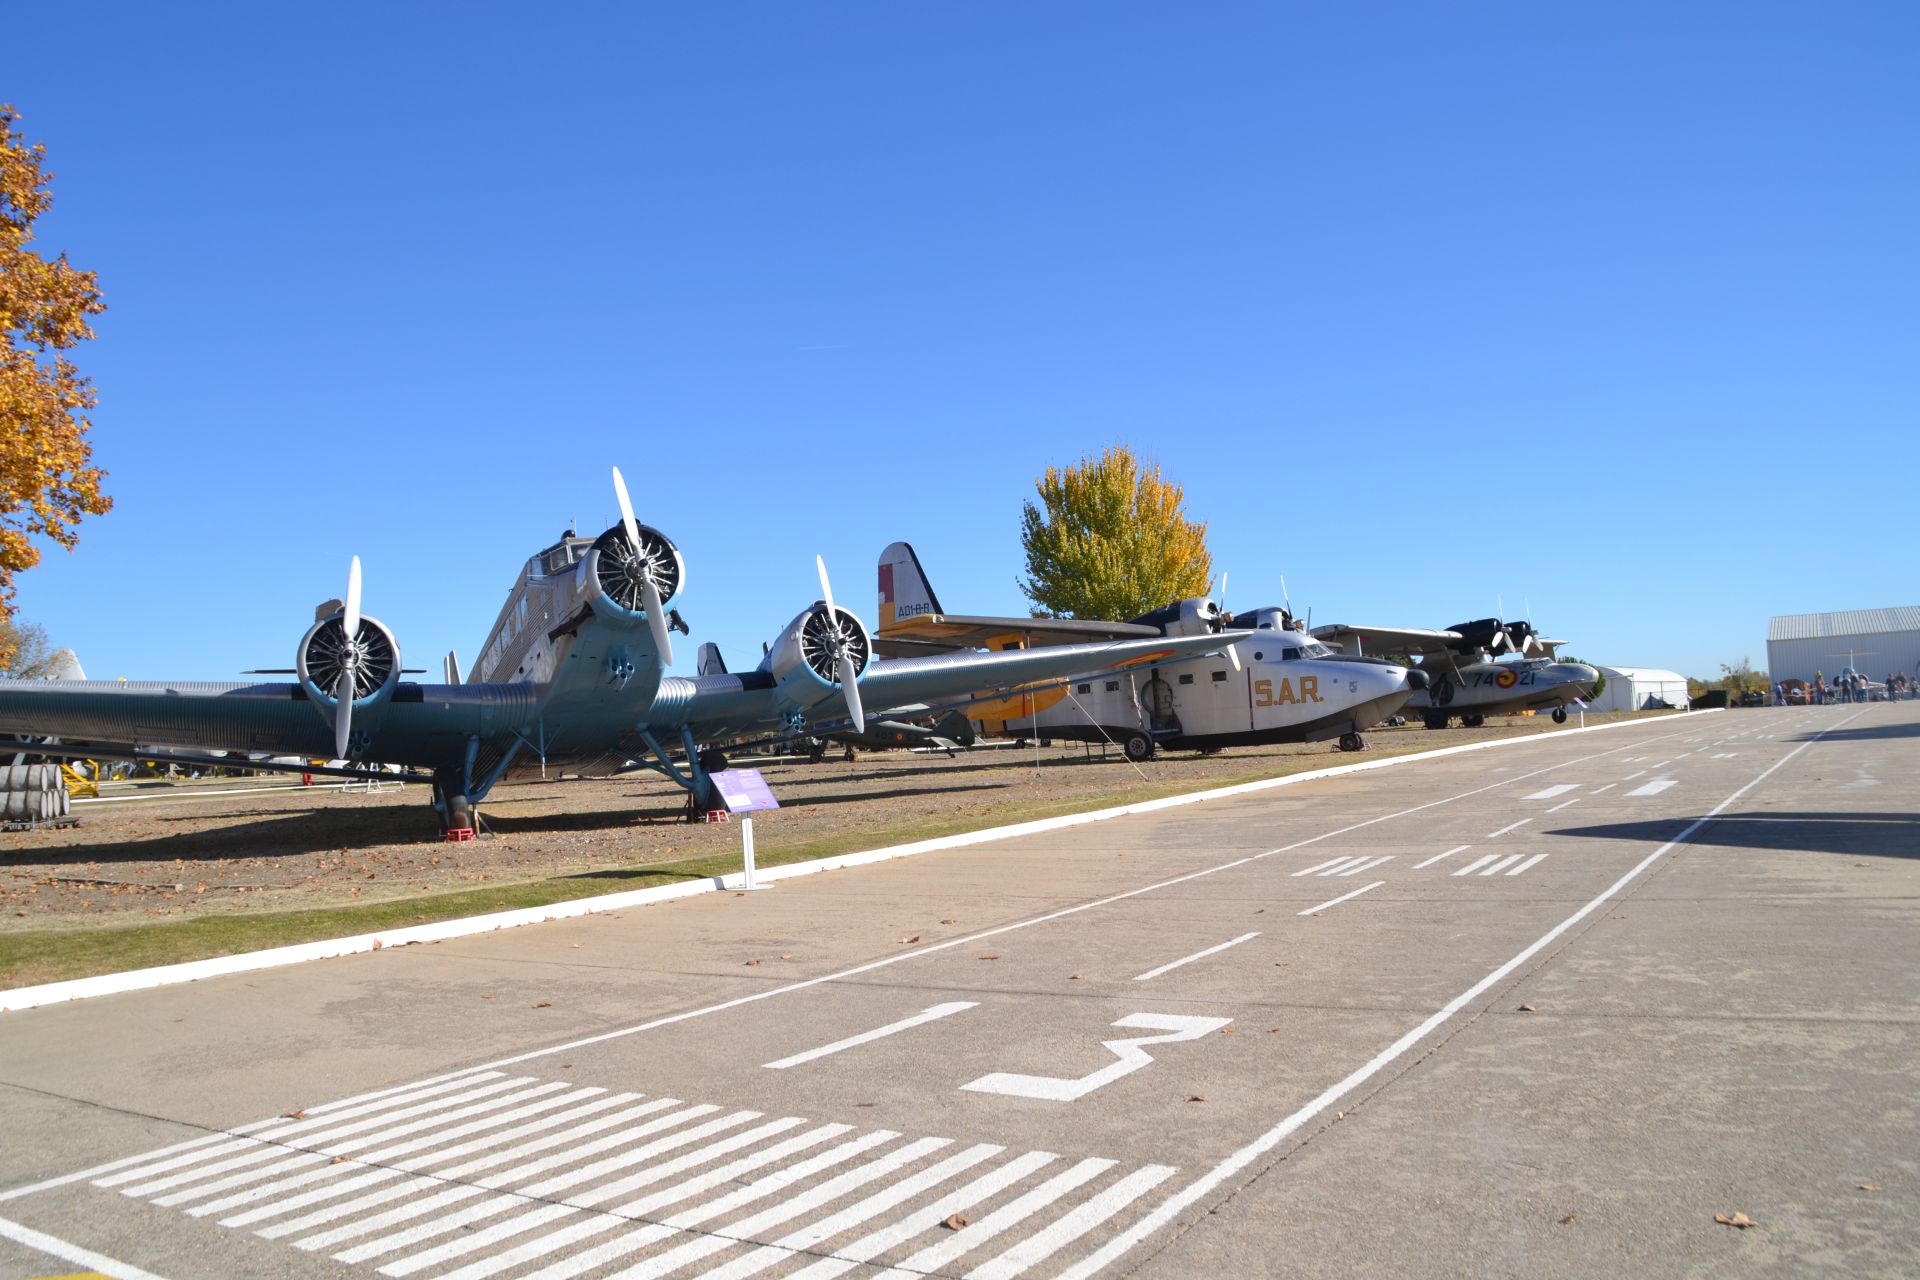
[1403, 667, 1431, 691]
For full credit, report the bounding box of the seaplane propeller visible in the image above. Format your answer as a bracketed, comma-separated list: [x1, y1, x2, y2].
[611, 465, 674, 667]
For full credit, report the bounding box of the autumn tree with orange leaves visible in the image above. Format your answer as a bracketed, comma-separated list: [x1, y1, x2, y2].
[1018, 445, 1212, 621]
[0, 104, 110, 668]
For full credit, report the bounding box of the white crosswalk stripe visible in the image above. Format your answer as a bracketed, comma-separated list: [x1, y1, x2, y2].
[93, 1073, 1182, 1280]
[1292, 855, 1390, 877]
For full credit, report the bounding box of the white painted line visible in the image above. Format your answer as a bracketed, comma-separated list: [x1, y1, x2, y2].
[1523, 784, 1577, 800]
[510, 1108, 762, 1200]
[1133, 933, 1261, 982]
[1487, 818, 1531, 838]
[1291, 855, 1362, 877]
[1622, 770, 1646, 781]
[1452, 855, 1499, 877]
[0, 1213, 169, 1280]
[1591, 783, 1616, 794]
[765, 1001, 978, 1068]
[1297, 882, 1384, 916]
[1054, 709, 1865, 1280]
[968, 1163, 1179, 1280]
[0, 709, 1723, 1014]
[556, 1115, 818, 1209]
[691, 1143, 1005, 1280]
[1413, 845, 1470, 869]
[1336, 855, 1394, 877]
[1627, 779, 1677, 797]
[784, 1151, 1061, 1280]
[878, 1158, 1118, 1280]
[1546, 797, 1583, 813]
[1478, 854, 1526, 876]
[1648, 759, 1671, 769]
[603, 1135, 956, 1280]
[1505, 854, 1549, 876]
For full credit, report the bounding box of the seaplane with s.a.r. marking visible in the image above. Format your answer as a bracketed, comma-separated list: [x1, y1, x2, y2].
[0, 470, 1244, 835]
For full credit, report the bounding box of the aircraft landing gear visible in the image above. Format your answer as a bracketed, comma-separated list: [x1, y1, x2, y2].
[1552, 707, 1569, 724]
[1423, 711, 1451, 730]
[1337, 732, 1365, 752]
[1461, 714, 1486, 728]
[1122, 731, 1155, 762]
[432, 771, 474, 838]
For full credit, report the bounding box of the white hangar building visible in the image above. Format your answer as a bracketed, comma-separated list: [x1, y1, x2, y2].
[1767, 606, 1920, 683]
[1586, 666, 1690, 713]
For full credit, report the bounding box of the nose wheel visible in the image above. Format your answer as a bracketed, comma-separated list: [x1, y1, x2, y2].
[1337, 732, 1365, 752]
[1552, 707, 1569, 724]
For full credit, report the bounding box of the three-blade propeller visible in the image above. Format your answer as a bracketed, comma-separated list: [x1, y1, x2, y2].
[815, 555, 865, 735]
[612, 465, 674, 667]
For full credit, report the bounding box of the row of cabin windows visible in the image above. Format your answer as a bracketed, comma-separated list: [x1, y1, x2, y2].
[1076, 670, 1231, 695]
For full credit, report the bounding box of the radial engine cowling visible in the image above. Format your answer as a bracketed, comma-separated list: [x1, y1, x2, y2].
[763, 603, 872, 719]
[577, 520, 685, 622]
[297, 612, 402, 722]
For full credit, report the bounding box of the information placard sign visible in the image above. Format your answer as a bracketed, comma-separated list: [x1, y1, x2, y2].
[711, 768, 780, 814]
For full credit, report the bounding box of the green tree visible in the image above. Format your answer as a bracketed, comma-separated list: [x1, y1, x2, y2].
[1717, 657, 1767, 694]
[0, 615, 53, 676]
[1, 104, 111, 669]
[1018, 445, 1212, 620]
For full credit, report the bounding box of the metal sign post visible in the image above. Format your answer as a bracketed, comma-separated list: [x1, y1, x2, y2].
[709, 768, 780, 891]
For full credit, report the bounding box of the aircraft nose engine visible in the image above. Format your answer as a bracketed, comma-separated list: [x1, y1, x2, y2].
[1404, 667, 1431, 691]
[765, 601, 872, 726]
[297, 610, 401, 756]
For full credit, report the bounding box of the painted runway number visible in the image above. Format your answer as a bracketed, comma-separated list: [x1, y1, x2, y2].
[962, 1014, 1231, 1102]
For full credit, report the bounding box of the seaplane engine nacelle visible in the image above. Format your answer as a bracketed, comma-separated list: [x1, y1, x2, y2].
[296, 612, 402, 738]
[577, 521, 686, 624]
[765, 603, 872, 720]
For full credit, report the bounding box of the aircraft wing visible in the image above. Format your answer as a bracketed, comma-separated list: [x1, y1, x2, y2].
[855, 631, 1238, 710]
[1309, 623, 1463, 659]
[0, 678, 536, 770]
[873, 613, 1163, 657]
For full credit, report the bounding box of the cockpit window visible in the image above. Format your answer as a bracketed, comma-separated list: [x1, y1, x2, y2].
[1301, 641, 1332, 659]
[1282, 648, 1301, 661]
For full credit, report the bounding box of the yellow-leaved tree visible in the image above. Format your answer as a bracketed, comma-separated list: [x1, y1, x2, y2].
[1018, 445, 1212, 620]
[0, 104, 110, 668]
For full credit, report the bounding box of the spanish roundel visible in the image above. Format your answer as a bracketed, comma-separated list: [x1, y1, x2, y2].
[1495, 668, 1519, 689]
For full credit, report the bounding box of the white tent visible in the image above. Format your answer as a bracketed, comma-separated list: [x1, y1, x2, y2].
[1586, 666, 1691, 713]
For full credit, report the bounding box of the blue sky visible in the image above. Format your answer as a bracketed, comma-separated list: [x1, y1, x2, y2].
[6, 3, 1916, 683]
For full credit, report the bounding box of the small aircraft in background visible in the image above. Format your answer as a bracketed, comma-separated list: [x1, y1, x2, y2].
[874, 543, 1427, 759]
[1309, 618, 1599, 729]
[0, 472, 1242, 833]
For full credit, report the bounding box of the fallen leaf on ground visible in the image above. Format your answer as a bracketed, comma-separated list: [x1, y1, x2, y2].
[1858, 1183, 1883, 1192]
[1714, 1212, 1756, 1229]
[979, 955, 1000, 961]
[1559, 1213, 1578, 1225]
[1186, 1095, 1208, 1103]
[940, 918, 957, 924]
[331, 1156, 348, 1164]
[1220, 1027, 1234, 1034]
[531, 1000, 552, 1009]
[942, 1213, 969, 1230]
[280, 1110, 307, 1120]
[780, 954, 794, 960]
[744, 959, 761, 966]
[1069, 974, 1084, 981]
[899, 935, 921, 944]
[480, 993, 496, 1000]
[1518, 1004, 1536, 1013]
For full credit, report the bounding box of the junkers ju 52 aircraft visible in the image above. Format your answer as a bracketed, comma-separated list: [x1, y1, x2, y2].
[872, 542, 1428, 760]
[1308, 618, 1599, 729]
[0, 471, 1242, 834]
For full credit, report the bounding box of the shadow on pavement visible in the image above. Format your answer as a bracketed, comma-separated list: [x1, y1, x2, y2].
[1790, 721, 1920, 743]
[1549, 812, 1920, 859]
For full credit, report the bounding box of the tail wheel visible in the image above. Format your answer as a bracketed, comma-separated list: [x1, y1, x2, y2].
[1461, 714, 1485, 728]
[1337, 732, 1364, 752]
[1552, 707, 1568, 724]
[1122, 731, 1155, 762]
[1424, 712, 1450, 730]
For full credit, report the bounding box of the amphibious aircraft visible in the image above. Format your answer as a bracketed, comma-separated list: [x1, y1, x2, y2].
[873, 542, 1427, 759]
[1309, 618, 1599, 728]
[0, 472, 1243, 833]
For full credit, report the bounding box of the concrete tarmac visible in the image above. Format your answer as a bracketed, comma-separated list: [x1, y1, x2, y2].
[0, 705, 1913, 1279]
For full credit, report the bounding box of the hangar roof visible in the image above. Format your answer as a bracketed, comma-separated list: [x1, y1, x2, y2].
[1768, 606, 1920, 642]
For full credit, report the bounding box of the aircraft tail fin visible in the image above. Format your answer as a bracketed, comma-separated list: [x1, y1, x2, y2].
[44, 648, 86, 681]
[697, 642, 728, 676]
[443, 650, 463, 684]
[934, 709, 976, 747]
[878, 541, 944, 632]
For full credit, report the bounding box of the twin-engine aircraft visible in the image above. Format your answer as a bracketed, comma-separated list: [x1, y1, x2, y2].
[872, 543, 1427, 759]
[1308, 618, 1599, 729]
[0, 472, 1242, 833]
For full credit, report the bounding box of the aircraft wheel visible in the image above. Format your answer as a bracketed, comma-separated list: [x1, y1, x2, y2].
[1122, 731, 1155, 762]
[1424, 712, 1450, 730]
[1552, 707, 1568, 724]
[1337, 733, 1364, 752]
[1461, 714, 1485, 728]
[806, 741, 826, 764]
[698, 749, 729, 774]
[444, 793, 472, 834]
